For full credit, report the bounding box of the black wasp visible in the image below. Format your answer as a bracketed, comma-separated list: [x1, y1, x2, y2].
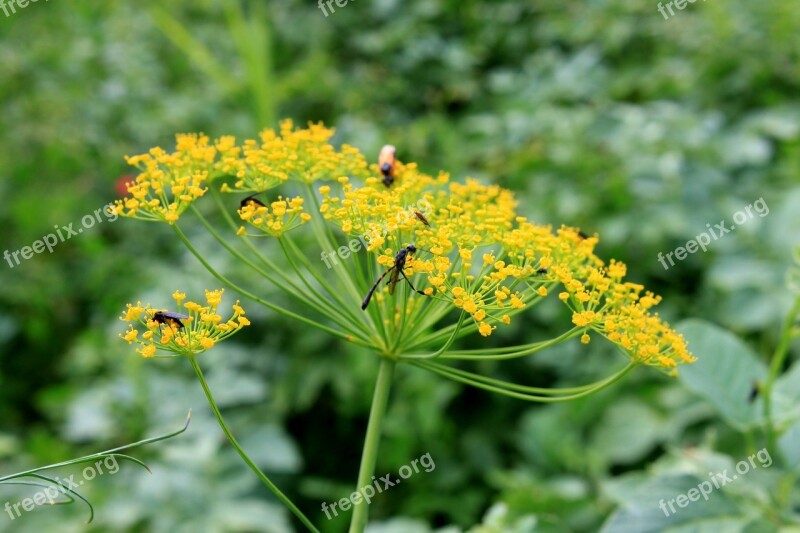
[362, 244, 427, 310]
[240, 194, 266, 209]
[151, 311, 190, 330]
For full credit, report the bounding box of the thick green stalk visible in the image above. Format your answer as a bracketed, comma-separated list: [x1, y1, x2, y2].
[189, 356, 319, 533]
[349, 358, 395, 533]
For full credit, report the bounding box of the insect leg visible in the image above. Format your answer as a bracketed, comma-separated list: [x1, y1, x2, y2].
[398, 269, 428, 296]
[362, 267, 394, 310]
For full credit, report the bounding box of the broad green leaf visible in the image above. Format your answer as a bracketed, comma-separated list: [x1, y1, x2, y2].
[772, 360, 800, 428]
[677, 319, 767, 430]
[601, 473, 742, 533]
[778, 421, 800, 469]
[774, 361, 800, 468]
[591, 399, 664, 465]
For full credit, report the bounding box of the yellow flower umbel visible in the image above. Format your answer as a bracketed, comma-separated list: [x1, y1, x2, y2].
[112, 133, 228, 224]
[119, 289, 250, 358]
[219, 119, 371, 194]
[237, 195, 312, 238]
[117, 287, 315, 530]
[113, 121, 369, 226]
[114, 120, 694, 375]
[318, 152, 694, 374]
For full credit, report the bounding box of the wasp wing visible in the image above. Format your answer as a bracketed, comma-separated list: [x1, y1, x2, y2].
[387, 267, 400, 295]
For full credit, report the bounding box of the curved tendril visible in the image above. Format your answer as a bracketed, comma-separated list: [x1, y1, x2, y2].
[61, 453, 153, 474]
[0, 481, 76, 505]
[21, 473, 94, 523]
[0, 411, 191, 484]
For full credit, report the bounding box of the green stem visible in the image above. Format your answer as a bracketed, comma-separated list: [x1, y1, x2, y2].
[764, 295, 800, 456]
[304, 184, 373, 315]
[432, 327, 584, 360]
[418, 360, 634, 395]
[397, 312, 466, 359]
[191, 203, 360, 335]
[279, 237, 372, 338]
[172, 223, 370, 346]
[410, 360, 635, 402]
[189, 356, 319, 533]
[349, 358, 395, 533]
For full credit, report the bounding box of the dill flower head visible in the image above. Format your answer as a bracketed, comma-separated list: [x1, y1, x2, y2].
[112, 133, 227, 224]
[319, 149, 695, 374]
[119, 289, 250, 358]
[113, 120, 694, 376]
[237, 195, 311, 238]
[113, 121, 370, 224]
[219, 119, 371, 193]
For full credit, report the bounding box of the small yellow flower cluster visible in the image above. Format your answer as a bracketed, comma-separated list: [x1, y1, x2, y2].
[112, 133, 222, 224]
[114, 121, 371, 224]
[553, 256, 697, 375]
[220, 119, 371, 193]
[237, 196, 312, 238]
[119, 289, 250, 358]
[318, 144, 694, 372]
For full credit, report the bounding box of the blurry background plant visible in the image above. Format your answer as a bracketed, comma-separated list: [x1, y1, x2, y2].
[1, 0, 799, 531]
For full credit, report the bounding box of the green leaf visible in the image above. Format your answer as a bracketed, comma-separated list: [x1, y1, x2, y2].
[778, 420, 800, 469]
[591, 399, 665, 466]
[773, 360, 800, 427]
[676, 319, 767, 430]
[601, 473, 742, 533]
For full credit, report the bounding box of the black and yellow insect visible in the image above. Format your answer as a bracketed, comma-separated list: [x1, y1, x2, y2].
[151, 311, 190, 330]
[378, 145, 397, 187]
[240, 194, 266, 209]
[362, 244, 427, 310]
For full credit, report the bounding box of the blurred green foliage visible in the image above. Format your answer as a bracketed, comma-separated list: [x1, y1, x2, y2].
[0, 0, 799, 531]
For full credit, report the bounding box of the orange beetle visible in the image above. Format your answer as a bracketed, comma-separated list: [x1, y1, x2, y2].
[378, 144, 396, 187]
